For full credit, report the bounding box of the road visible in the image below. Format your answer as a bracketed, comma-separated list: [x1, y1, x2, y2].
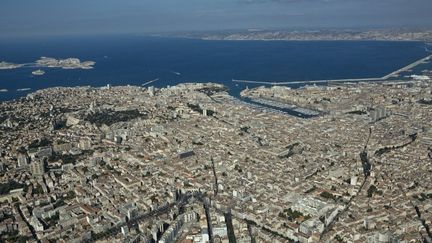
[88, 193, 192, 242]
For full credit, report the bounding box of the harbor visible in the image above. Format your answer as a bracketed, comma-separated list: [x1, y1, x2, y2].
[215, 95, 319, 118]
[247, 97, 321, 117]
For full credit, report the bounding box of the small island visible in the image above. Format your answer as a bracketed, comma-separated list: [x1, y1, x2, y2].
[36, 57, 95, 69]
[0, 61, 23, 70]
[0, 57, 96, 71]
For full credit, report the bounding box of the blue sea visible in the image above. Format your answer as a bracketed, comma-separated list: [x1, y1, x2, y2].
[0, 35, 430, 101]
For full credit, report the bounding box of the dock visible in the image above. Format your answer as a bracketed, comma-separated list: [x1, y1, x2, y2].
[233, 54, 432, 86]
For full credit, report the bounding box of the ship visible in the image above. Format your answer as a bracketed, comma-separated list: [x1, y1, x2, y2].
[32, 69, 45, 76]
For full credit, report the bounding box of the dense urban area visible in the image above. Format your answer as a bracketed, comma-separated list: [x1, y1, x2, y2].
[1, 71, 432, 243]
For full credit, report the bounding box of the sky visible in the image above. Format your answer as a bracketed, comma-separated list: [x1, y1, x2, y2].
[0, 0, 432, 38]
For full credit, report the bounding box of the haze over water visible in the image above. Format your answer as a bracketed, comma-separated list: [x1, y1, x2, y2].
[0, 35, 429, 101]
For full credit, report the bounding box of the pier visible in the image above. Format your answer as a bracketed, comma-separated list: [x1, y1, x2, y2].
[233, 54, 432, 86]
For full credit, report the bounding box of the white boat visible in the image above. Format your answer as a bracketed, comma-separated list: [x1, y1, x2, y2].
[32, 69, 45, 76]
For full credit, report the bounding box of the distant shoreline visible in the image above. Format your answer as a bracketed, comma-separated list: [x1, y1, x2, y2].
[198, 38, 426, 43]
[167, 29, 432, 42]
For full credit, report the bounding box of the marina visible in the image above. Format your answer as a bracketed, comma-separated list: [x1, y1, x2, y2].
[247, 97, 320, 117]
[249, 98, 296, 109]
[225, 96, 319, 118]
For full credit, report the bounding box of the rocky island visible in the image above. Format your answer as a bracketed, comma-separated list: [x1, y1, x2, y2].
[0, 61, 23, 70]
[0, 58, 95, 71]
[36, 57, 95, 70]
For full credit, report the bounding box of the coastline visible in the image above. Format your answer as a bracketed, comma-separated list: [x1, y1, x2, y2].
[1, 38, 429, 102]
[176, 28, 432, 42]
[199, 38, 427, 43]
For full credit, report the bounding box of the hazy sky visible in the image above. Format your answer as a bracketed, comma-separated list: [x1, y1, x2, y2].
[1, 0, 431, 37]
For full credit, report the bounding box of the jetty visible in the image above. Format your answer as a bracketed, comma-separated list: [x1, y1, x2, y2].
[142, 78, 159, 86]
[382, 54, 432, 79]
[233, 77, 383, 86]
[233, 54, 432, 86]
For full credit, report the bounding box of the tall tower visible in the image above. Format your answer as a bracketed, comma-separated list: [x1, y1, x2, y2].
[148, 86, 155, 97]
